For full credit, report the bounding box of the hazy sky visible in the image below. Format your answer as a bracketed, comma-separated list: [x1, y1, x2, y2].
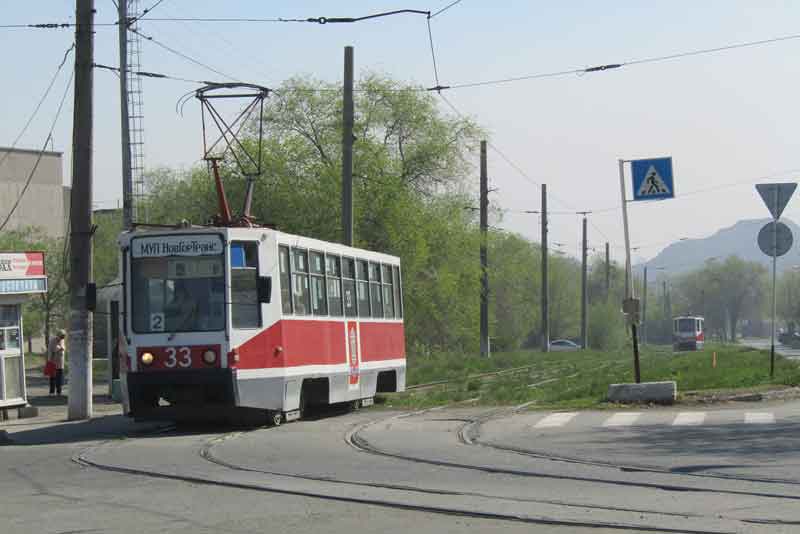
[3, 1, 800, 262]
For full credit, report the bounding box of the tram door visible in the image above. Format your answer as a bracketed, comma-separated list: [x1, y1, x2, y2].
[341, 257, 361, 393]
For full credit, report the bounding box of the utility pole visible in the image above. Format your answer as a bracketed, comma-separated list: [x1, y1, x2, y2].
[580, 213, 588, 349]
[618, 159, 641, 383]
[68, 0, 95, 420]
[479, 141, 490, 358]
[642, 265, 648, 344]
[342, 46, 354, 246]
[118, 0, 133, 230]
[605, 242, 610, 299]
[541, 184, 549, 352]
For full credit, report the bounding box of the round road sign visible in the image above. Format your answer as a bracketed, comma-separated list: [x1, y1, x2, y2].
[758, 221, 793, 257]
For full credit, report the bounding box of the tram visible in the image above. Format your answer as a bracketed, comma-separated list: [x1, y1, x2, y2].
[672, 315, 705, 352]
[117, 227, 406, 424]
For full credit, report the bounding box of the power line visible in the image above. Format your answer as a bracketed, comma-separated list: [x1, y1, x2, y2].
[93, 62, 221, 84]
[444, 31, 800, 90]
[0, 43, 74, 169]
[0, 70, 74, 233]
[130, 0, 170, 24]
[127, 26, 238, 81]
[426, 16, 441, 91]
[430, 0, 464, 19]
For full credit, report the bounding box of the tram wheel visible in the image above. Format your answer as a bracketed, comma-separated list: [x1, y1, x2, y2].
[271, 412, 283, 426]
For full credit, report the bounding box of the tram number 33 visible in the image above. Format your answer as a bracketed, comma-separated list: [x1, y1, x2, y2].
[164, 347, 192, 368]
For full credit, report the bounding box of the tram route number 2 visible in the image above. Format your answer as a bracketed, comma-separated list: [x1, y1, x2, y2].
[165, 346, 192, 368]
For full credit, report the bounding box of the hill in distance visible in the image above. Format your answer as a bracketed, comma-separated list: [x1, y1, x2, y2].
[634, 218, 800, 277]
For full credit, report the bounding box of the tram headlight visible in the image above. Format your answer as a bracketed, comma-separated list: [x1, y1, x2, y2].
[202, 349, 217, 365]
[141, 352, 154, 366]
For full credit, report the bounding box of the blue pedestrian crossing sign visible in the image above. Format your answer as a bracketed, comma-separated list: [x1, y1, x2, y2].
[631, 157, 674, 201]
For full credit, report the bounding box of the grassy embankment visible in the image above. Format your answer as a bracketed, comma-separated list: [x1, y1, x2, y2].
[384, 344, 800, 409]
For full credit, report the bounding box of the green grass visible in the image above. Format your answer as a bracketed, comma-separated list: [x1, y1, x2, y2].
[382, 344, 800, 410]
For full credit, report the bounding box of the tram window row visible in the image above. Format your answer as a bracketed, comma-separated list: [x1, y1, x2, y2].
[278, 245, 403, 320]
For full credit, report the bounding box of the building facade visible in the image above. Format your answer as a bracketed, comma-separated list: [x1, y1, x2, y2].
[0, 146, 68, 237]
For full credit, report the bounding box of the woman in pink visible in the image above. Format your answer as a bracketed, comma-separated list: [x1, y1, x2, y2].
[48, 329, 66, 396]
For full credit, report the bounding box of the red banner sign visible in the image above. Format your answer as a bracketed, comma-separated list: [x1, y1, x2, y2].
[0, 252, 46, 279]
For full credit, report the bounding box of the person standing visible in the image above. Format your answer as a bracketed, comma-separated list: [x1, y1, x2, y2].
[48, 329, 66, 396]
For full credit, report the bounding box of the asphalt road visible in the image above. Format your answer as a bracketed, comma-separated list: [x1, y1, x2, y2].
[741, 337, 800, 359]
[4, 396, 800, 534]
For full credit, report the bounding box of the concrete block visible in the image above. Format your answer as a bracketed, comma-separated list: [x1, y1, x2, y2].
[607, 381, 677, 404]
[17, 405, 39, 419]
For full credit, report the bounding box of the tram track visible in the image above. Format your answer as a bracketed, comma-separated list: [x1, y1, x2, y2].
[70, 417, 737, 534]
[345, 406, 800, 503]
[460, 406, 800, 487]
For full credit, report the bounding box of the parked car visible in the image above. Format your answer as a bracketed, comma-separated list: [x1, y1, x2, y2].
[549, 339, 580, 352]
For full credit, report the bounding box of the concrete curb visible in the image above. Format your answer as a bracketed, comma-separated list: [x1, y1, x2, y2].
[607, 381, 677, 404]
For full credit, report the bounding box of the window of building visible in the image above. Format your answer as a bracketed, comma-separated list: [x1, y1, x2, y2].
[382, 265, 395, 318]
[356, 259, 370, 318]
[230, 242, 261, 328]
[292, 249, 311, 315]
[392, 266, 403, 318]
[326, 255, 343, 317]
[279, 245, 292, 314]
[0, 305, 20, 351]
[369, 261, 383, 318]
[342, 257, 357, 317]
[309, 251, 327, 316]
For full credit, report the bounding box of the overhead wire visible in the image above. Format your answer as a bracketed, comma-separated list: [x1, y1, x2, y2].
[430, 0, 464, 19]
[0, 69, 74, 233]
[127, 26, 238, 81]
[0, 43, 74, 170]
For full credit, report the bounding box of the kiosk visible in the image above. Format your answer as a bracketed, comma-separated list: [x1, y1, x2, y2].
[0, 252, 47, 415]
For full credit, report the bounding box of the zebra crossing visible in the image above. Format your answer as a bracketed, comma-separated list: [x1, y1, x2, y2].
[530, 410, 782, 430]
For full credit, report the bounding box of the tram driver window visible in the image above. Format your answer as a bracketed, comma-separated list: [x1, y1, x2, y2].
[231, 242, 261, 328]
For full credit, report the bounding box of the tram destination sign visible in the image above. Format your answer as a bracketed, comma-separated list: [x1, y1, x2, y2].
[131, 234, 224, 258]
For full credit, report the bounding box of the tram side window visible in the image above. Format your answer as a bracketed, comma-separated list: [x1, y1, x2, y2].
[279, 245, 292, 314]
[369, 262, 383, 318]
[356, 259, 371, 318]
[392, 266, 403, 318]
[326, 255, 343, 317]
[231, 242, 261, 328]
[382, 265, 395, 318]
[292, 249, 311, 315]
[342, 258, 357, 317]
[309, 251, 327, 316]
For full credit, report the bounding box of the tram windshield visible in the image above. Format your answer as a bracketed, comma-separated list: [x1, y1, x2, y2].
[676, 318, 696, 333]
[131, 256, 225, 333]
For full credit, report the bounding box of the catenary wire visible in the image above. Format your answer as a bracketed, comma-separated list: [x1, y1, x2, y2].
[0, 70, 74, 233]
[430, 0, 464, 19]
[127, 26, 238, 81]
[0, 43, 74, 170]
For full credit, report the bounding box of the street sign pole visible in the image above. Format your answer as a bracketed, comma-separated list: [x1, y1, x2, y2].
[755, 182, 797, 379]
[771, 189, 778, 379]
[619, 159, 641, 383]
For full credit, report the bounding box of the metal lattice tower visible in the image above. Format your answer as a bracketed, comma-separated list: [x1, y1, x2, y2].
[127, 0, 147, 222]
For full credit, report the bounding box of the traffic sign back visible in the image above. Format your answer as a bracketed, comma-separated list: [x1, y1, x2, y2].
[758, 221, 793, 257]
[631, 157, 674, 201]
[756, 183, 797, 220]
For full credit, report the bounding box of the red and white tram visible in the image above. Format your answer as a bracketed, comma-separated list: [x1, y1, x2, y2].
[118, 227, 406, 423]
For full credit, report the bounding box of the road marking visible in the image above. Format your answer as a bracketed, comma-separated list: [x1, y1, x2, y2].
[745, 412, 775, 424]
[534, 412, 578, 428]
[672, 412, 706, 426]
[603, 412, 641, 427]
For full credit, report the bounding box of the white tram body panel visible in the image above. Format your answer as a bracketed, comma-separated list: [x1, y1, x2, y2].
[118, 227, 406, 420]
